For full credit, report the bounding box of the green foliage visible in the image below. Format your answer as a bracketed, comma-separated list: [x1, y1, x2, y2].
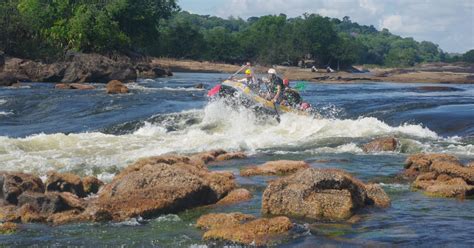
[0, 1, 467, 67]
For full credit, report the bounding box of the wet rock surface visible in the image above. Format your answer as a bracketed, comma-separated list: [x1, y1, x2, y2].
[0, 172, 45, 205]
[106, 80, 129, 94]
[198, 212, 293, 246]
[261, 168, 390, 221]
[406, 153, 474, 198]
[215, 188, 252, 205]
[363, 137, 398, 153]
[240, 160, 309, 176]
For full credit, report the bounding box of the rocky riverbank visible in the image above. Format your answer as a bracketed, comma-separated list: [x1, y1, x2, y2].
[0, 52, 172, 87]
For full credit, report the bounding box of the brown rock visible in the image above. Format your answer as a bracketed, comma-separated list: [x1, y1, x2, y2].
[46, 171, 86, 198]
[425, 178, 474, 198]
[0, 172, 45, 204]
[430, 160, 474, 184]
[55, 83, 72, 89]
[191, 150, 228, 164]
[0, 222, 17, 234]
[363, 137, 398, 153]
[404, 153, 459, 178]
[467, 161, 474, 167]
[215, 188, 252, 205]
[106, 80, 129, 94]
[47, 209, 83, 225]
[17, 192, 71, 214]
[365, 184, 391, 208]
[16, 204, 45, 223]
[202, 216, 293, 246]
[69, 83, 95, 90]
[240, 160, 309, 177]
[0, 205, 18, 222]
[262, 168, 388, 221]
[215, 152, 247, 162]
[196, 212, 256, 230]
[82, 176, 104, 195]
[95, 154, 236, 221]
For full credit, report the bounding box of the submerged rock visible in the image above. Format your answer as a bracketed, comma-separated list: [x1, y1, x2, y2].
[215, 152, 247, 162]
[215, 188, 252, 206]
[198, 213, 293, 246]
[363, 137, 398, 153]
[55, 83, 95, 90]
[261, 168, 390, 221]
[240, 160, 309, 177]
[106, 80, 129, 94]
[94, 154, 236, 221]
[406, 153, 474, 198]
[0, 172, 45, 205]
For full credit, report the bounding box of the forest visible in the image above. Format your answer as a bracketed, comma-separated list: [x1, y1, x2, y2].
[1, 0, 473, 67]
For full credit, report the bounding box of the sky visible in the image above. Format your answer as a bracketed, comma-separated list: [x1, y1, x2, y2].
[179, 0, 474, 53]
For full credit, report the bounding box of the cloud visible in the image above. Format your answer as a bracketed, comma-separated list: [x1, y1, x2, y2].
[180, 0, 474, 53]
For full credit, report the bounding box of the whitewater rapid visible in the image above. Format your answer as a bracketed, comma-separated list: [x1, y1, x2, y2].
[0, 100, 472, 181]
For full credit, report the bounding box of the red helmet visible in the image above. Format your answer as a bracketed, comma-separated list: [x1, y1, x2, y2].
[283, 78, 289, 86]
[300, 102, 310, 110]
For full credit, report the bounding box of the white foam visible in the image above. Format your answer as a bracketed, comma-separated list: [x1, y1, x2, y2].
[127, 83, 204, 92]
[154, 214, 181, 222]
[0, 100, 467, 179]
[0, 99, 6, 105]
[0, 111, 12, 116]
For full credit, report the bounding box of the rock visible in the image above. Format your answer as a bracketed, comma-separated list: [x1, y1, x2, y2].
[47, 209, 83, 225]
[404, 153, 459, 178]
[82, 176, 104, 195]
[0, 222, 17, 235]
[467, 161, 474, 167]
[0, 205, 18, 222]
[261, 168, 389, 221]
[430, 160, 474, 184]
[69, 83, 95, 90]
[425, 178, 474, 198]
[46, 171, 86, 198]
[196, 212, 256, 230]
[215, 188, 252, 205]
[0, 51, 4, 71]
[363, 137, 398, 153]
[95, 154, 236, 221]
[16, 204, 45, 223]
[0, 172, 45, 204]
[191, 150, 227, 164]
[365, 184, 391, 208]
[62, 53, 137, 83]
[202, 216, 293, 246]
[240, 160, 309, 177]
[17, 192, 69, 214]
[55, 83, 73, 89]
[0, 71, 20, 86]
[135, 64, 172, 78]
[215, 152, 247, 162]
[106, 80, 129, 94]
[194, 83, 204, 89]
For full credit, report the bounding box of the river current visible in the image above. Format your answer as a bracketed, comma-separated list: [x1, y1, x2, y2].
[0, 73, 473, 246]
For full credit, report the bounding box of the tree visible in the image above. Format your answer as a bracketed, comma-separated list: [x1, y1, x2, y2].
[462, 49, 474, 63]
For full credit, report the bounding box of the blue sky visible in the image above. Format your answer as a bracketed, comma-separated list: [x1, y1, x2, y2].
[179, 0, 474, 53]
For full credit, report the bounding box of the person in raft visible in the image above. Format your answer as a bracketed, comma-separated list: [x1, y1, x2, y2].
[263, 68, 285, 103]
[237, 69, 259, 91]
[281, 78, 302, 107]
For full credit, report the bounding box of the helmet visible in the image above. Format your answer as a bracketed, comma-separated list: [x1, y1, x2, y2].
[283, 78, 289, 86]
[245, 69, 252, 75]
[268, 68, 276, 74]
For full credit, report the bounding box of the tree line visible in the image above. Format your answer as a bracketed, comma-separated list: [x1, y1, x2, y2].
[1, 0, 472, 67]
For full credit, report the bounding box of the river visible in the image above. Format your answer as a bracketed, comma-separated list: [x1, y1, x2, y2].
[0, 73, 473, 246]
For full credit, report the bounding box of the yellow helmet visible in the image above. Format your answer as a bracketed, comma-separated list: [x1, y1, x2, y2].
[245, 69, 252, 75]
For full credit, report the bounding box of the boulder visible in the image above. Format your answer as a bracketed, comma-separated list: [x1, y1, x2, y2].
[62, 53, 136, 83]
[16, 204, 45, 223]
[0, 71, 19, 86]
[0, 222, 17, 235]
[135, 64, 172, 78]
[214, 152, 247, 162]
[194, 83, 204, 89]
[363, 137, 398, 153]
[0, 172, 45, 204]
[413, 172, 474, 198]
[365, 184, 391, 208]
[240, 160, 309, 177]
[46, 171, 86, 198]
[69, 83, 95, 90]
[261, 168, 390, 221]
[82, 176, 104, 195]
[202, 216, 293, 246]
[17, 192, 70, 214]
[94, 154, 236, 221]
[191, 150, 227, 164]
[106, 80, 129, 94]
[404, 153, 459, 178]
[215, 188, 252, 206]
[196, 212, 256, 230]
[55, 83, 73, 89]
[430, 160, 474, 184]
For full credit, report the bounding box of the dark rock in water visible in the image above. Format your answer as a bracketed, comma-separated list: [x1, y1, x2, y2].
[0, 71, 24, 86]
[214, 152, 247, 161]
[17, 192, 68, 214]
[106, 80, 129, 94]
[0, 51, 4, 71]
[62, 53, 136, 83]
[82, 176, 103, 195]
[94, 154, 236, 221]
[194, 83, 204, 89]
[261, 168, 390, 221]
[55, 83, 72, 89]
[199, 213, 293, 246]
[417, 86, 463, 92]
[135, 63, 172, 78]
[70, 83, 95, 90]
[363, 137, 398, 153]
[46, 171, 86, 198]
[240, 160, 309, 176]
[0, 172, 45, 205]
[406, 153, 474, 198]
[215, 188, 252, 206]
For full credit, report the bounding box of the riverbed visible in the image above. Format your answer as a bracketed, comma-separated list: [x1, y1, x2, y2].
[0, 73, 473, 246]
